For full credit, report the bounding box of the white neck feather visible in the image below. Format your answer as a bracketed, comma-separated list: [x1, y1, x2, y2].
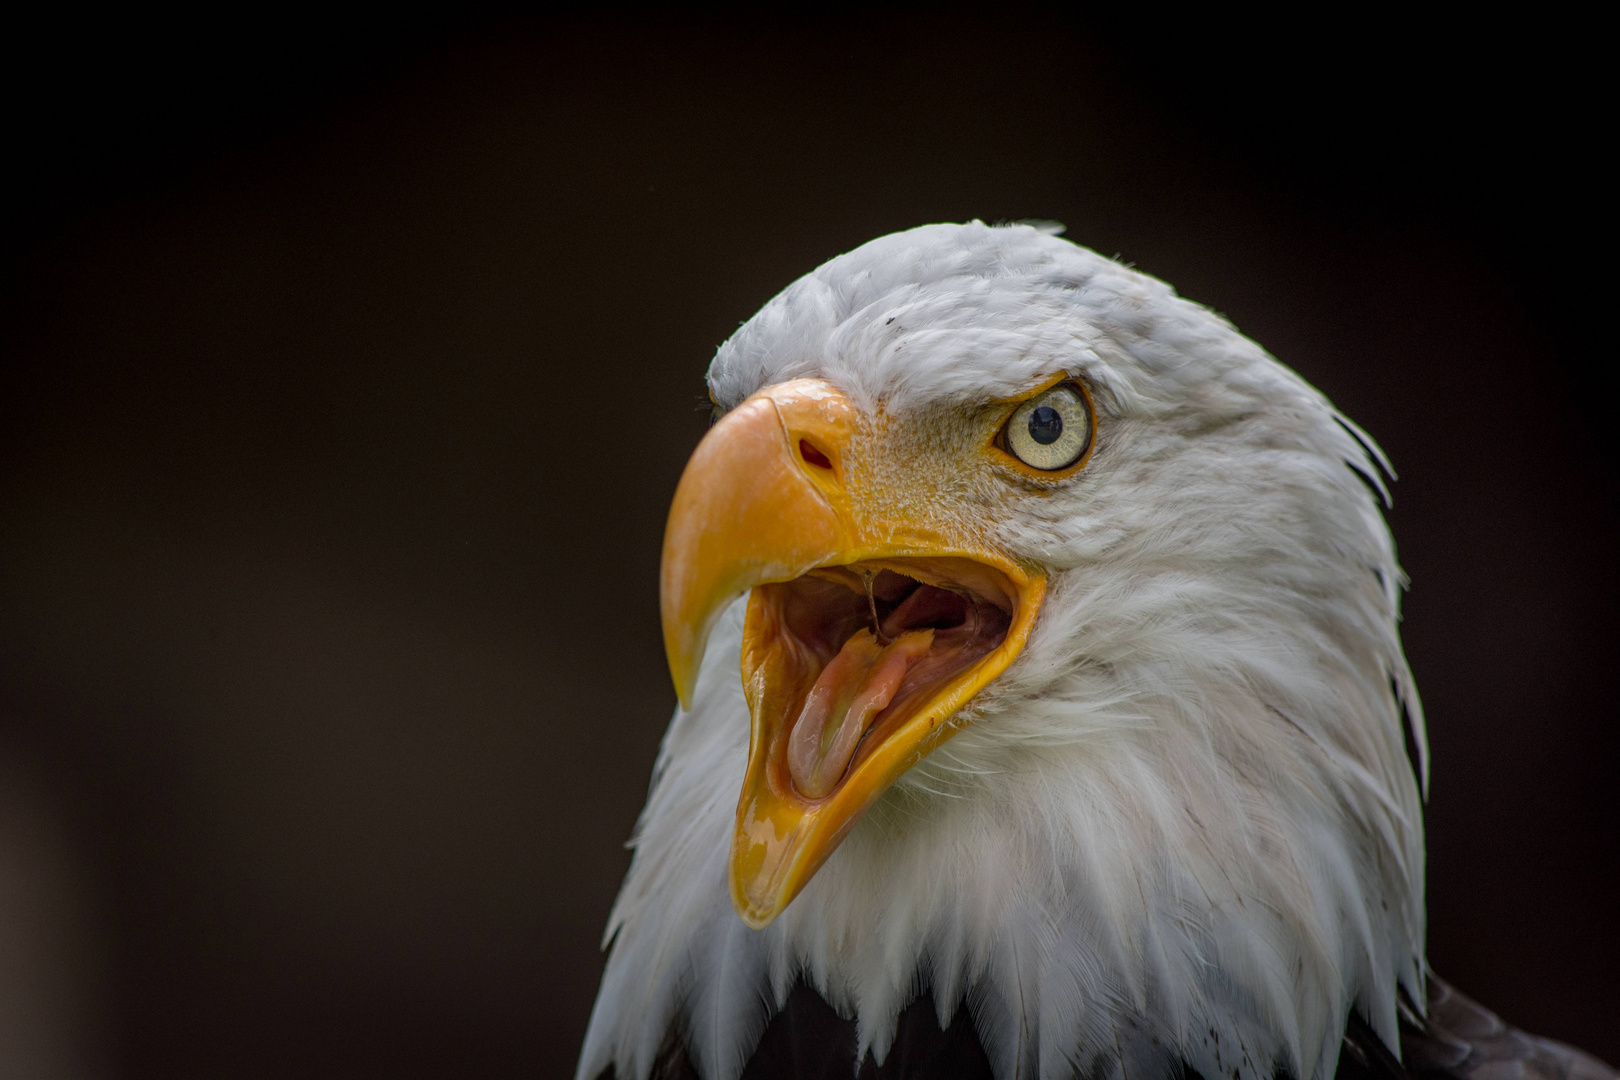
[579, 564, 1425, 1080]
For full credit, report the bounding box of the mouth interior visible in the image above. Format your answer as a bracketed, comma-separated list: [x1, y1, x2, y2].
[755, 558, 1013, 801]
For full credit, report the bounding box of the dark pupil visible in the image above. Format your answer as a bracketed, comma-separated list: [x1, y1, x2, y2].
[1027, 405, 1064, 445]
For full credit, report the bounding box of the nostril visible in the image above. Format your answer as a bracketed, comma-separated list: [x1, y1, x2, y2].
[799, 440, 833, 470]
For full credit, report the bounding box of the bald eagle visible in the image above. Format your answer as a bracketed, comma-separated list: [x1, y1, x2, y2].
[578, 223, 1615, 1080]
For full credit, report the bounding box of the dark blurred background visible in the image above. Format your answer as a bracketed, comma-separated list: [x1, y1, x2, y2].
[0, 8, 1613, 1077]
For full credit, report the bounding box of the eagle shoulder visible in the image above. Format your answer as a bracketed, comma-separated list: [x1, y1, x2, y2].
[601, 975, 1615, 1080]
[1389, 977, 1617, 1080]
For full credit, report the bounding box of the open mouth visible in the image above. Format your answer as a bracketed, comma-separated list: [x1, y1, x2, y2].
[660, 377, 1050, 925]
[747, 557, 1015, 802]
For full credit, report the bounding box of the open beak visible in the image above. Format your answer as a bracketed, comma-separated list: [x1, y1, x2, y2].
[661, 379, 1046, 928]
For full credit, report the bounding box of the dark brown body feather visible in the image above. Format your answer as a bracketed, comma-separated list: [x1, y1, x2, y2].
[1344, 978, 1615, 1080]
[603, 975, 1614, 1080]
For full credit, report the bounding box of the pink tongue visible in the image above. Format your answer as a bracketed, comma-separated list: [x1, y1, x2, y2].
[787, 628, 934, 799]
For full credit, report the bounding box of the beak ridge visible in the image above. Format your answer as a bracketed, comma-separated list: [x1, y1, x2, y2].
[660, 382, 855, 708]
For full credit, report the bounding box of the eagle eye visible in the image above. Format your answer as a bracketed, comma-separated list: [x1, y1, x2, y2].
[1003, 383, 1092, 471]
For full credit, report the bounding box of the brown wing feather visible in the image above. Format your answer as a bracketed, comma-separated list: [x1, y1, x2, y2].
[1398, 976, 1617, 1080]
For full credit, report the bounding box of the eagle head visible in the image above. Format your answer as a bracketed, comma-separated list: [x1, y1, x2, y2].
[581, 222, 1428, 1080]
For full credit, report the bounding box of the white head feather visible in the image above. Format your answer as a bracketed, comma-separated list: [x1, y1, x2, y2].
[578, 222, 1427, 1080]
